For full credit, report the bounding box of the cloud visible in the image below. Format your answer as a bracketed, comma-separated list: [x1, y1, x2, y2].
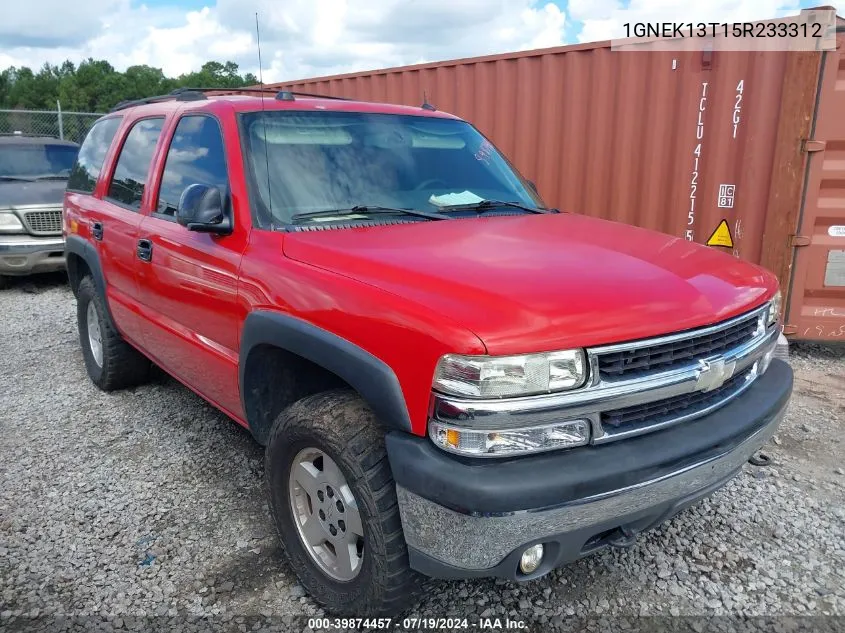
[0, 0, 123, 48]
[0, 0, 566, 83]
[227, 0, 567, 81]
[93, 7, 255, 77]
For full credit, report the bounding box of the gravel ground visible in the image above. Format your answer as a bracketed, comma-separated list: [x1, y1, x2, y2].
[1, 274, 844, 633]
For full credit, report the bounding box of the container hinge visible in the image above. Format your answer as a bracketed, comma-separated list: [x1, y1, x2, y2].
[790, 235, 811, 247]
[802, 139, 825, 153]
[782, 324, 798, 336]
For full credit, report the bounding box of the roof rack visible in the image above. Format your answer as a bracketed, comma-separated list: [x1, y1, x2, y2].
[109, 87, 350, 112]
[274, 90, 350, 101]
[110, 88, 207, 112]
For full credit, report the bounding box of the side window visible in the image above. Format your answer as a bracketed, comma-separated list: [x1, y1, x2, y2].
[156, 116, 228, 217]
[106, 118, 165, 210]
[66, 117, 122, 193]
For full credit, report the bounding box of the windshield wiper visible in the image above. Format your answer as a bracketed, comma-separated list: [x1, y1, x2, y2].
[291, 205, 449, 224]
[438, 200, 556, 214]
[0, 175, 35, 182]
[33, 175, 69, 181]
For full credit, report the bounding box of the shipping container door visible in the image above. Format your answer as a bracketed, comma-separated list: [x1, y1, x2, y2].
[785, 37, 845, 341]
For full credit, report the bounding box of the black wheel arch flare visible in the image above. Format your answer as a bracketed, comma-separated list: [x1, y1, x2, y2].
[238, 311, 414, 443]
[64, 235, 118, 328]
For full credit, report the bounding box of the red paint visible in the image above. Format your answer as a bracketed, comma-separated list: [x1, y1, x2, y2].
[283, 215, 777, 357]
[64, 95, 778, 437]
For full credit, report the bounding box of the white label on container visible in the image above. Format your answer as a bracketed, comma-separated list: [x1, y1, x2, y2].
[824, 250, 845, 287]
[829, 225, 845, 237]
[718, 184, 736, 208]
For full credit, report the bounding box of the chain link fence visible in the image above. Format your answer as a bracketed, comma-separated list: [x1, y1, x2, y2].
[0, 109, 104, 144]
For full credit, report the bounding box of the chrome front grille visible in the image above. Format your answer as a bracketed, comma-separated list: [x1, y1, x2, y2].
[597, 313, 759, 379]
[430, 303, 779, 447]
[587, 305, 773, 442]
[601, 367, 754, 431]
[22, 209, 62, 236]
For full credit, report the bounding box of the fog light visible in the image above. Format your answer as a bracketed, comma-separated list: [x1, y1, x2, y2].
[519, 544, 544, 574]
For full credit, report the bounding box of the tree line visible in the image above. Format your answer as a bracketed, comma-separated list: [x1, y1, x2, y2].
[0, 59, 259, 113]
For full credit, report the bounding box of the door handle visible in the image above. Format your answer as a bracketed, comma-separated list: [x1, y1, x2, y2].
[137, 238, 153, 262]
[91, 221, 103, 241]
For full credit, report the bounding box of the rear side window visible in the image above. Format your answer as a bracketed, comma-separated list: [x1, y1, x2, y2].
[156, 116, 228, 217]
[66, 117, 122, 193]
[107, 118, 165, 210]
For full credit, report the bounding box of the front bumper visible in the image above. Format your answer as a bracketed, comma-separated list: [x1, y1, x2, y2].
[387, 359, 792, 579]
[0, 235, 65, 276]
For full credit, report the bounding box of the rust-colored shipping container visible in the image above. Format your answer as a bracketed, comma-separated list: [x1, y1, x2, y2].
[271, 20, 845, 341]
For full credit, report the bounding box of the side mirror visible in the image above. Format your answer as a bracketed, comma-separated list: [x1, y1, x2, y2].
[177, 184, 232, 234]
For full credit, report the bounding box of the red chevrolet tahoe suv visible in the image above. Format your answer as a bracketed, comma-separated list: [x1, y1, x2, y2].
[63, 88, 792, 615]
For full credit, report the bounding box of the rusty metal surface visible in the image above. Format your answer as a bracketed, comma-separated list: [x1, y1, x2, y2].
[759, 49, 823, 308]
[272, 28, 845, 341]
[784, 29, 845, 340]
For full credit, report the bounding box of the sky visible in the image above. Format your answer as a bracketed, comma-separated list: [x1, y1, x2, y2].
[0, 0, 825, 83]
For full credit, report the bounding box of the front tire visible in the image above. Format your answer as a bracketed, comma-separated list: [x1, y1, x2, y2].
[265, 390, 421, 615]
[77, 276, 151, 390]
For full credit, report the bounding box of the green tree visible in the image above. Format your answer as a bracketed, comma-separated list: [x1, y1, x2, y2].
[0, 68, 13, 107]
[0, 59, 257, 111]
[174, 61, 257, 89]
[123, 65, 171, 100]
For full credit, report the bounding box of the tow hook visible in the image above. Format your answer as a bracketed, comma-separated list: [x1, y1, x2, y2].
[607, 526, 638, 548]
[748, 451, 772, 466]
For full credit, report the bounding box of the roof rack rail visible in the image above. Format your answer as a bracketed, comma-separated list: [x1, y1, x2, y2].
[110, 88, 208, 112]
[108, 87, 352, 112]
[176, 87, 349, 100]
[174, 86, 276, 95]
[174, 86, 350, 100]
[274, 90, 351, 101]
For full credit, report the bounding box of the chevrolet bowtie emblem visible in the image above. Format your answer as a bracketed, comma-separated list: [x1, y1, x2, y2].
[696, 358, 736, 392]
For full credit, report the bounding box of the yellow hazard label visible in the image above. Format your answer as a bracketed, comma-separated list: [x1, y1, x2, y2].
[706, 219, 734, 248]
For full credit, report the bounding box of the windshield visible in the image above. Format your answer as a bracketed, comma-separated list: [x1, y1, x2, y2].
[240, 111, 542, 224]
[0, 143, 79, 179]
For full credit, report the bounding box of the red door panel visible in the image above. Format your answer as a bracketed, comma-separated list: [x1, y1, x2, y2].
[92, 115, 168, 347]
[89, 198, 147, 346]
[136, 215, 246, 417]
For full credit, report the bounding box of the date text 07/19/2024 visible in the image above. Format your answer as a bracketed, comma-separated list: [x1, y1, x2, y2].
[307, 617, 528, 630]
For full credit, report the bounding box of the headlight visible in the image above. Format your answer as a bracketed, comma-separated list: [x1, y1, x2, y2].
[767, 290, 782, 326]
[0, 212, 24, 234]
[433, 349, 586, 398]
[429, 419, 591, 457]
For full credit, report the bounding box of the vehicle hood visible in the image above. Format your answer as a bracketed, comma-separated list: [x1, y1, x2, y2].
[283, 214, 777, 355]
[0, 180, 67, 208]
